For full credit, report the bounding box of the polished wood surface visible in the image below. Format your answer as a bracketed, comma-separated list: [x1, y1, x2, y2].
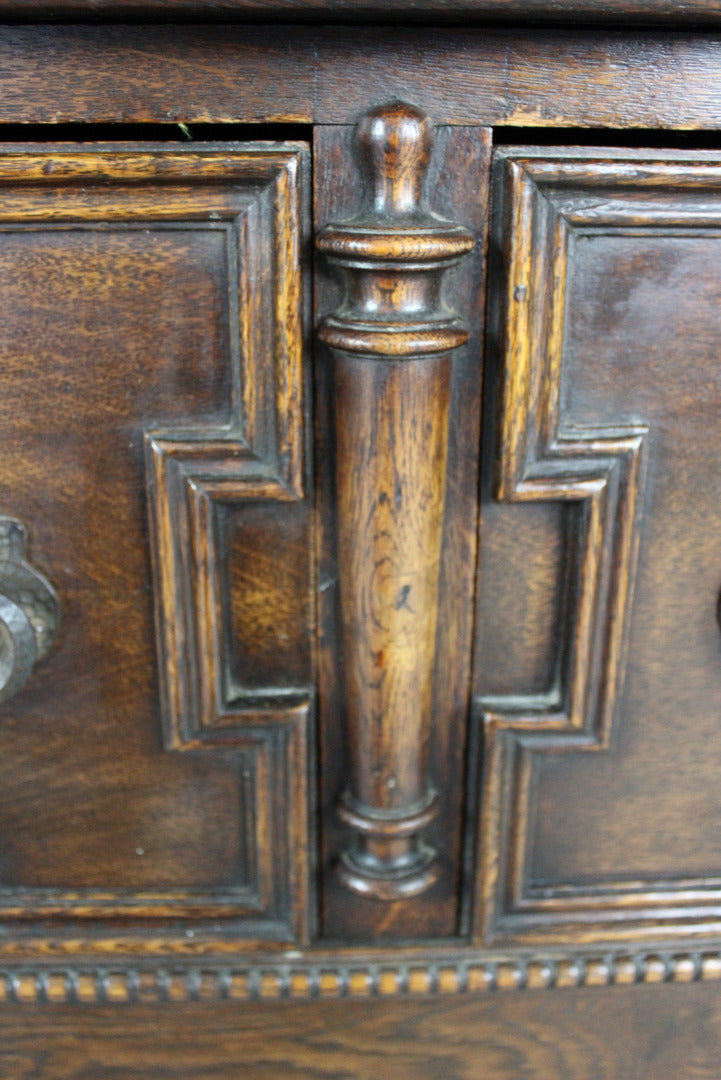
[476, 148, 648, 946]
[0, 145, 313, 940]
[5, 28, 721, 130]
[317, 104, 474, 902]
[1, 8, 721, 1078]
[0, 981, 720, 1078]
[474, 148, 721, 949]
[314, 117, 490, 938]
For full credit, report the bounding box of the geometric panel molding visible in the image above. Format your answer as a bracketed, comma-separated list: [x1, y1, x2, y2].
[144, 146, 314, 944]
[144, 146, 310, 745]
[0, 146, 312, 943]
[474, 150, 676, 946]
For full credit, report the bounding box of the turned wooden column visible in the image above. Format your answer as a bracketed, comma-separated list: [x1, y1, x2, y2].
[317, 103, 475, 900]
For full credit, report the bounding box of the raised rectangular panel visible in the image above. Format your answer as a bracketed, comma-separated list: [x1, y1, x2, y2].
[0, 145, 313, 945]
[476, 148, 721, 946]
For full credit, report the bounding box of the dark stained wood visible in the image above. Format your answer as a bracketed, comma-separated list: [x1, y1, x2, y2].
[226, 504, 312, 693]
[3, 9, 721, 1079]
[473, 502, 567, 701]
[4, 0, 721, 22]
[331, 353, 451, 900]
[0, 981, 721, 1078]
[314, 116, 490, 936]
[0, 144, 313, 942]
[5, 27, 721, 130]
[316, 104, 475, 903]
[474, 147, 721, 947]
[142, 146, 310, 734]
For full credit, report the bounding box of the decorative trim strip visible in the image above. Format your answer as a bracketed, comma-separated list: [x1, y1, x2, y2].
[1, 950, 720, 1003]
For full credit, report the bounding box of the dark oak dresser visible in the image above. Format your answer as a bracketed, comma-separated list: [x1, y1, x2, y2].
[1, 3, 721, 1076]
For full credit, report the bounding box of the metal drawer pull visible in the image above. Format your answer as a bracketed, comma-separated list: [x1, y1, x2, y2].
[0, 517, 60, 703]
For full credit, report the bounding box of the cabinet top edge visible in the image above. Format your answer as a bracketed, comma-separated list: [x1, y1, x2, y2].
[1, 0, 720, 26]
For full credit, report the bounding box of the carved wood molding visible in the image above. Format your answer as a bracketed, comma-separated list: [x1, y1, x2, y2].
[316, 104, 475, 900]
[475, 151, 647, 944]
[145, 149, 307, 743]
[0, 146, 313, 941]
[142, 147, 314, 943]
[473, 150, 721, 945]
[6, 143, 721, 988]
[1, 948, 720, 1002]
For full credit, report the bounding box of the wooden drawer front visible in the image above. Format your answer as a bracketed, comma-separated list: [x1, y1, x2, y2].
[0, 145, 313, 945]
[4, 128, 721, 990]
[475, 148, 721, 946]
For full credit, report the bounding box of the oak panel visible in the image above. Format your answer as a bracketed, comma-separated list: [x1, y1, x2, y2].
[4, 28, 721, 130]
[0, 145, 313, 944]
[0, 981, 718, 1079]
[225, 503, 312, 694]
[535, 232, 721, 876]
[476, 148, 721, 946]
[474, 501, 567, 702]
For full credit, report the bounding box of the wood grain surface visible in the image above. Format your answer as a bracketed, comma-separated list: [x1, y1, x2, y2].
[0, 981, 718, 1079]
[5, 27, 721, 129]
[2, 15, 721, 1080]
[314, 119, 490, 938]
[0, 144, 313, 941]
[316, 104, 475, 903]
[474, 147, 721, 948]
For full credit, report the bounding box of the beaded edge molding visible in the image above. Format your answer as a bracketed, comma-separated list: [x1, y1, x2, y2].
[2, 952, 721, 1003]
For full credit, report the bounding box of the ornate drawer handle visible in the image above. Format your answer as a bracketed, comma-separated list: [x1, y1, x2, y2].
[0, 518, 60, 703]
